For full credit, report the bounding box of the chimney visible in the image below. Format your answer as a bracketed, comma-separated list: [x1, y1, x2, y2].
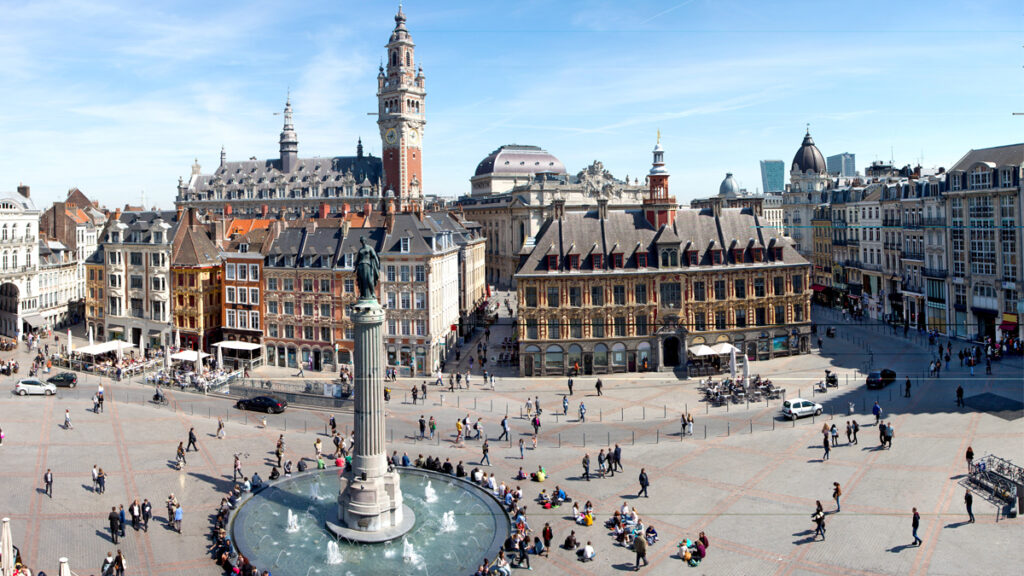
[552, 198, 566, 220]
[17, 184, 30, 199]
[225, 204, 233, 216]
[363, 202, 372, 219]
[341, 203, 350, 217]
[597, 198, 609, 221]
[318, 202, 329, 219]
[260, 204, 269, 218]
[114, 208, 123, 221]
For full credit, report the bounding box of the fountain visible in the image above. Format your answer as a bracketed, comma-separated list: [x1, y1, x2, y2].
[439, 510, 457, 533]
[228, 229, 509, 575]
[424, 481, 438, 503]
[286, 509, 300, 533]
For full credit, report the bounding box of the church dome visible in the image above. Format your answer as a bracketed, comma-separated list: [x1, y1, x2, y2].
[792, 130, 826, 174]
[719, 172, 739, 197]
[474, 145, 566, 177]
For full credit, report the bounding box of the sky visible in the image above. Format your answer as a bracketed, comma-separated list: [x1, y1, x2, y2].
[2, 0, 1022, 210]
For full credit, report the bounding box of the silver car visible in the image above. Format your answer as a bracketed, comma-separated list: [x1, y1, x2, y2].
[781, 397, 823, 420]
[14, 378, 57, 396]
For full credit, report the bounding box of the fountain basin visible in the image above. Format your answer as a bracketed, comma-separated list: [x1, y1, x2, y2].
[230, 467, 510, 575]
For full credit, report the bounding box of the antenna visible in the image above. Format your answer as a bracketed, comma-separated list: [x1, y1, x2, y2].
[140, 190, 146, 209]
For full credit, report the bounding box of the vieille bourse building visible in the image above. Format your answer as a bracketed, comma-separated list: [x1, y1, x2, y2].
[515, 142, 813, 377]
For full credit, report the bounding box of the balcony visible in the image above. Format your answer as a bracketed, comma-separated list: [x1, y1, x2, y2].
[883, 242, 900, 250]
[905, 220, 921, 230]
[790, 230, 803, 239]
[847, 238, 860, 247]
[883, 217, 902, 227]
[923, 217, 946, 227]
[901, 251, 924, 261]
[844, 259, 863, 269]
[922, 267, 948, 278]
[902, 284, 924, 296]
[832, 238, 848, 246]
[860, 262, 883, 272]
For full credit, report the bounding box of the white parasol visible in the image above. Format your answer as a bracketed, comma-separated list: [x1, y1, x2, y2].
[729, 348, 737, 380]
[67, 328, 73, 356]
[88, 324, 94, 346]
[139, 333, 146, 360]
[58, 557, 72, 576]
[1, 517, 14, 576]
[217, 344, 224, 370]
[174, 328, 181, 350]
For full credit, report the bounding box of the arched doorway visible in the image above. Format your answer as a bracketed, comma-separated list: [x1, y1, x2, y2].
[0, 282, 20, 337]
[663, 337, 681, 367]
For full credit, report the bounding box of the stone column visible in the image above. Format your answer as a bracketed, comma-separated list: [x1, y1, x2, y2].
[351, 299, 387, 478]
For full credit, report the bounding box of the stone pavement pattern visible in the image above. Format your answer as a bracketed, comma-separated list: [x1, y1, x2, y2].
[0, 307, 1021, 575]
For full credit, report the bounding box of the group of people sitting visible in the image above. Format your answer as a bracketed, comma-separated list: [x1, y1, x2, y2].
[210, 483, 271, 575]
[536, 485, 570, 509]
[571, 500, 597, 526]
[677, 532, 710, 566]
[607, 503, 658, 547]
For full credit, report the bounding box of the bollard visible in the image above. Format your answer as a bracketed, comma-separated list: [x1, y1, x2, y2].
[458, 396, 461, 408]
[304, 420, 307, 433]
[474, 398, 477, 410]
[607, 431, 611, 446]
[663, 405, 667, 418]
[245, 413, 248, 425]
[506, 403, 509, 416]
[621, 408, 624, 421]
[558, 433, 561, 448]
[643, 406, 646, 420]
[773, 418, 775, 431]
[704, 425, 707, 439]
[750, 420, 753, 434]
[792, 417, 795, 428]
[583, 432, 586, 447]
[727, 422, 730, 436]
[657, 429, 660, 444]
[490, 399, 493, 412]
[631, 430, 635, 445]
[599, 409, 602, 422]
[284, 417, 288, 431]
[706, 403, 709, 414]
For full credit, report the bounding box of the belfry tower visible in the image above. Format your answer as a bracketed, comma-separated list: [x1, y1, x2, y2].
[377, 4, 426, 206]
[643, 132, 676, 228]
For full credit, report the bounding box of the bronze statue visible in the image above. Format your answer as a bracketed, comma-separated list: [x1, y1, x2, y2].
[355, 236, 380, 300]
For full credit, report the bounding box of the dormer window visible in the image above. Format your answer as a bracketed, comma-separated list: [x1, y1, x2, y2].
[400, 237, 410, 253]
[344, 253, 354, 268]
[239, 243, 249, 253]
[152, 232, 163, 244]
[753, 247, 763, 262]
[612, 253, 624, 269]
[109, 232, 120, 243]
[567, 254, 580, 270]
[732, 248, 744, 263]
[592, 253, 603, 269]
[711, 250, 723, 265]
[546, 255, 558, 270]
[660, 249, 678, 267]
[687, 251, 698, 266]
[304, 256, 313, 267]
[636, 252, 648, 268]
[773, 247, 784, 260]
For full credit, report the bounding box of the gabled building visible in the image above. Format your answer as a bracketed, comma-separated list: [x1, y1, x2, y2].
[171, 209, 222, 352]
[0, 186, 42, 337]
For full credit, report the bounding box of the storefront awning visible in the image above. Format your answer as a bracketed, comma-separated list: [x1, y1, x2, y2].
[689, 344, 717, 356]
[811, 284, 826, 292]
[21, 313, 45, 328]
[847, 294, 860, 300]
[214, 341, 261, 351]
[999, 322, 1018, 332]
[170, 351, 210, 362]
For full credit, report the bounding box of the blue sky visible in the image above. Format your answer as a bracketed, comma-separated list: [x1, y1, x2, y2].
[2, 0, 1022, 209]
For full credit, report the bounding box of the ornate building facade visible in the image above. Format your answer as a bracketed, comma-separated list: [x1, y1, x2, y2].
[515, 142, 812, 377]
[0, 186, 42, 337]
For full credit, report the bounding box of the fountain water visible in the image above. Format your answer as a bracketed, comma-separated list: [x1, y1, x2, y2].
[286, 509, 300, 533]
[326, 541, 344, 564]
[402, 538, 423, 564]
[439, 511, 457, 533]
[424, 481, 438, 503]
[311, 480, 320, 500]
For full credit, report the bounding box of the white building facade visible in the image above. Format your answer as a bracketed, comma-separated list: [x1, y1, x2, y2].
[0, 187, 42, 337]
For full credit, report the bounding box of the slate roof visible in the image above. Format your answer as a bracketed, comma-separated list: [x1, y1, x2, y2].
[190, 156, 383, 195]
[948, 143, 1024, 172]
[172, 226, 221, 267]
[517, 207, 807, 276]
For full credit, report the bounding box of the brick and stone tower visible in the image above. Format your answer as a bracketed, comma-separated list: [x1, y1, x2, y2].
[644, 133, 676, 228]
[377, 4, 426, 207]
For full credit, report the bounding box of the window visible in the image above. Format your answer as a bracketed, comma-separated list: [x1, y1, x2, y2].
[226, 263, 236, 280]
[386, 266, 396, 282]
[283, 278, 294, 292]
[237, 288, 247, 304]
[388, 319, 397, 335]
[320, 326, 331, 342]
[755, 307, 766, 326]
[107, 296, 121, 316]
[320, 303, 330, 317]
[283, 301, 295, 316]
[735, 309, 746, 328]
[401, 292, 411, 309]
[400, 237, 410, 253]
[151, 253, 165, 267]
[570, 320, 582, 338]
[714, 280, 726, 300]
[567, 254, 580, 269]
[636, 315, 648, 336]
[226, 287, 236, 303]
[129, 252, 142, 266]
[612, 253, 624, 269]
[591, 317, 605, 338]
[569, 287, 581, 307]
[400, 266, 410, 282]
[344, 279, 355, 294]
[303, 303, 314, 316]
[774, 305, 785, 324]
[794, 304, 804, 322]
[526, 318, 538, 339]
[613, 285, 626, 305]
[130, 275, 143, 289]
[734, 279, 746, 299]
[250, 288, 259, 304]
[415, 292, 426, 309]
[754, 278, 765, 297]
[660, 282, 681, 308]
[547, 318, 560, 339]
[303, 279, 314, 292]
[268, 301, 278, 314]
[715, 310, 726, 330]
[525, 287, 537, 308]
[546, 255, 558, 270]
[591, 253, 603, 269]
[636, 252, 647, 268]
[250, 265, 260, 280]
[693, 281, 706, 301]
[1006, 290, 1020, 314]
[660, 249, 678, 267]
[634, 284, 647, 304]
[711, 250, 723, 265]
[590, 286, 604, 306]
[320, 279, 330, 292]
[386, 292, 396, 309]
[226, 310, 236, 328]
[773, 276, 785, 296]
[237, 264, 247, 281]
[269, 324, 279, 338]
[613, 316, 626, 336]
[694, 312, 706, 331]
[151, 277, 165, 291]
[687, 251, 698, 266]
[547, 286, 559, 307]
[792, 274, 803, 293]
[304, 326, 314, 340]
[969, 166, 991, 189]
[414, 265, 425, 282]
[415, 319, 425, 336]
[268, 278, 278, 291]
[237, 311, 248, 329]
[285, 325, 295, 339]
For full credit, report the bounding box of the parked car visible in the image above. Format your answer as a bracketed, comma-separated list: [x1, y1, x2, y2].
[14, 378, 58, 396]
[866, 369, 897, 389]
[781, 397, 823, 420]
[47, 372, 78, 388]
[236, 396, 287, 414]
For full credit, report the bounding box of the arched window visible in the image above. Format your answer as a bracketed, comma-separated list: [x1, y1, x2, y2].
[405, 52, 411, 67]
[391, 51, 397, 67]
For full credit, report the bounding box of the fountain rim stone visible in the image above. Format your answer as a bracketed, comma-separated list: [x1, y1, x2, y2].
[227, 466, 512, 571]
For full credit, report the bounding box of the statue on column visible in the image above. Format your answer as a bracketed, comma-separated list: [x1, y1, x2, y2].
[355, 236, 380, 300]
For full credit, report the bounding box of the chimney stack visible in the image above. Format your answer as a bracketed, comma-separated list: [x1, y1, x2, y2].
[17, 184, 30, 199]
[225, 204, 233, 216]
[318, 202, 329, 220]
[552, 198, 566, 220]
[597, 198, 609, 221]
[114, 208, 123, 221]
[261, 204, 269, 218]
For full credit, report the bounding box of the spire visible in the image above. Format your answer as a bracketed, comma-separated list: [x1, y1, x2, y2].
[279, 94, 298, 173]
[220, 145, 226, 167]
[357, 137, 364, 158]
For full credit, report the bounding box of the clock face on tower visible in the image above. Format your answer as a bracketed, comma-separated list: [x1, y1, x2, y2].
[385, 128, 397, 145]
[408, 129, 418, 144]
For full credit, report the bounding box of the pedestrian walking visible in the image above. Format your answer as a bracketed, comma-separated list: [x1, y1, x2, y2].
[497, 416, 508, 441]
[174, 503, 183, 533]
[965, 489, 975, 523]
[563, 396, 569, 416]
[905, 377, 911, 398]
[681, 413, 687, 436]
[634, 532, 648, 570]
[216, 418, 225, 439]
[956, 385, 965, 407]
[567, 378, 574, 396]
[542, 522, 554, 550]
[421, 382, 428, 402]
[822, 436, 831, 461]
[845, 421, 852, 444]
[613, 444, 623, 472]
[118, 504, 126, 538]
[141, 499, 152, 532]
[186, 427, 198, 452]
[481, 440, 491, 466]
[966, 446, 974, 472]
[108, 506, 120, 543]
[595, 379, 603, 396]
[411, 385, 418, 405]
[113, 549, 127, 576]
[233, 454, 243, 481]
[43, 468, 53, 498]
[813, 506, 826, 540]
[597, 449, 607, 478]
[176, 442, 186, 467]
[911, 508, 922, 546]
[852, 420, 859, 444]
[519, 438, 524, 460]
[329, 414, 337, 436]
[455, 419, 464, 443]
[687, 413, 694, 436]
[637, 468, 649, 497]
[578, 402, 586, 423]
[419, 415, 427, 439]
[582, 453, 591, 481]
[92, 465, 99, 492]
[879, 421, 887, 446]
[64, 409, 73, 430]
[830, 424, 839, 447]
[97, 467, 106, 493]
[832, 482, 842, 512]
[872, 401, 882, 424]
[886, 422, 894, 449]
[166, 494, 178, 527]
[93, 394, 100, 413]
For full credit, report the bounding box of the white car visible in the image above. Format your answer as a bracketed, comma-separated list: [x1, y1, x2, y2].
[781, 397, 822, 420]
[14, 378, 57, 396]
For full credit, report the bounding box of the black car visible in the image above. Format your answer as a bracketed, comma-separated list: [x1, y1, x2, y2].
[47, 372, 78, 388]
[866, 369, 897, 389]
[236, 396, 287, 414]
